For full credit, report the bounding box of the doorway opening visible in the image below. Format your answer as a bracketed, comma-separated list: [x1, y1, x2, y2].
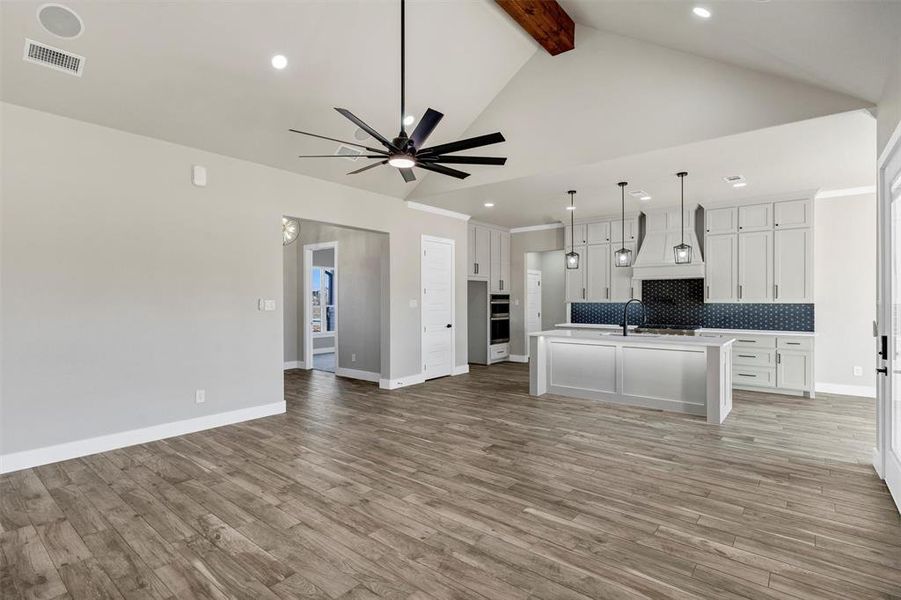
[282, 217, 389, 384]
[524, 250, 565, 358]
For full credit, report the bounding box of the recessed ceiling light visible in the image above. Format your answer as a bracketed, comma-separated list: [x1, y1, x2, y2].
[693, 7, 711, 18]
[733, 182, 747, 188]
[484, 202, 495, 207]
[403, 114, 415, 126]
[565, 205, 576, 211]
[38, 4, 84, 39]
[271, 54, 288, 70]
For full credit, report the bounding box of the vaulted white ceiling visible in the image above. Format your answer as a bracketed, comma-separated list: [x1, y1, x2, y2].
[1, 0, 896, 222]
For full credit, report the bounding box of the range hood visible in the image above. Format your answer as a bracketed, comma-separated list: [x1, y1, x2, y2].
[632, 205, 705, 280]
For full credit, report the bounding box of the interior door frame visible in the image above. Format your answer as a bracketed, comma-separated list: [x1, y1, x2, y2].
[303, 241, 339, 372]
[421, 235, 456, 379]
[525, 269, 542, 358]
[876, 117, 901, 512]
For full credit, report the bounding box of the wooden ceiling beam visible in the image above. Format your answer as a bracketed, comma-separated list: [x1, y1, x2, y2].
[495, 0, 575, 56]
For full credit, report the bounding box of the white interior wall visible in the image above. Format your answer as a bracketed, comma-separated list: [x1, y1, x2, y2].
[1, 102, 468, 462]
[510, 228, 565, 356]
[814, 193, 878, 397]
[539, 250, 566, 331]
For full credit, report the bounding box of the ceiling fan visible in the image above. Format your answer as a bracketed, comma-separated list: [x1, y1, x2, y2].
[289, 0, 507, 182]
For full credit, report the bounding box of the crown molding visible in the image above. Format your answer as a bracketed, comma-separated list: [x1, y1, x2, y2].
[510, 223, 563, 234]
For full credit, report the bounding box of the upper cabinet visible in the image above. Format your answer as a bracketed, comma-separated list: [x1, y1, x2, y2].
[468, 224, 491, 279]
[703, 196, 813, 304]
[738, 203, 772, 232]
[586, 221, 610, 244]
[705, 207, 737, 235]
[490, 229, 510, 293]
[609, 218, 638, 244]
[564, 224, 587, 246]
[774, 198, 812, 229]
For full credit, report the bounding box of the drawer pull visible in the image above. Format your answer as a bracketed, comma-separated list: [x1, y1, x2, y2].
[737, 339, 756, 343]
[737, 373, 757, 378]
[737, 354, 756, 358]
[786, 342, 801, 345]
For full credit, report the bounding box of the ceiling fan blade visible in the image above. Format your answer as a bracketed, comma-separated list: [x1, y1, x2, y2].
[288, 129, 388, 155]
[348, 160, 388, 175]
[399, 168, 416, 183]
[297, 155, 386, 159]
[409, 108, 444, 148]
[419, 132, 505, 157]
[428, 156, 507, 166]
[416, 163, 470, 180]
[335, 108, 397, 151]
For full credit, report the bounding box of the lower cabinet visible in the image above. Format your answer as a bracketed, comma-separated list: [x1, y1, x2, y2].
[723, 334, 813, 395]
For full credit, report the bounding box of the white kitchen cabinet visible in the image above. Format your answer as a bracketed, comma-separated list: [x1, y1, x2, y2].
[774, 228, 812, 302]
[564, 244, 587, 302]
[586, 221, 610, 244]
[468, 224, 490, 279]
[705, 207, 737, 235]
[776, 349, 811, 391]
[774, 198, 812, 229]
[705, 234, 738, 302]
[564, 224, 587, 246]
[490, 229, 510, 292]
[586, 244, 610, 301]
[738, 204, 772, 232]
[738, 230, 773, 302]
[609, 218, 638, 243]
[609, 241, 636, 301]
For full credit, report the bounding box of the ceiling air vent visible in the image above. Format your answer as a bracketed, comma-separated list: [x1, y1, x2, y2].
[23, 39, 83, 76]
[723, 175, 746, 184]
[335, 145, 363, 161]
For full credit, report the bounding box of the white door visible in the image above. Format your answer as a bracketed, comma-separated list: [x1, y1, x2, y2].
[878, 129, 901, 511]
[774, 228, 812, 302]
[705, 234, 738, 302]
[564, 245, 586, 302]
[738, 230, 773, 302]
[586, 244, 610, 301]
[422, 237, 454, 380]
[527, 270, 542, 337]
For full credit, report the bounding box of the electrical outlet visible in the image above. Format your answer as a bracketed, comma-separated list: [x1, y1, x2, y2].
[351, 353, 356, 362]
[853, 366, 863, 377]
[195, 389, 206, 404]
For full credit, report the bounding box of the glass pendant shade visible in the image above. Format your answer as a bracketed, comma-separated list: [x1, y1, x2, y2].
[565, 250, 580, 270]
[614, 247, 632, 267]
[282, 216, 299, 246]
[674, 243, 692, 264]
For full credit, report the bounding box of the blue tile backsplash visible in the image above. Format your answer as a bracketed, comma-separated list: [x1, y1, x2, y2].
[571, 279, 814, 331]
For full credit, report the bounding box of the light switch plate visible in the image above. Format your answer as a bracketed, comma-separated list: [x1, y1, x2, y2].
[195, 389, 206, 404]
[264, 299, 276, 311]
[192, 165, 207, 187]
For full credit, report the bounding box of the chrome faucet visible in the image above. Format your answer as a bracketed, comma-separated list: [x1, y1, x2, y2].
[622, 298, 647, 336]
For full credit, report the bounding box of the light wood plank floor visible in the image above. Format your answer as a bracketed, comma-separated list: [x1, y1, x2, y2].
[2, 363, 898, 600]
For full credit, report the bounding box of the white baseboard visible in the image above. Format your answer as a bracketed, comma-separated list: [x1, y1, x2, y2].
[873, 447, 884, 479]
[379, 373, 426, 390]
[815, 382, 876, 398]
[335, 367, 380, 383]
[284, 361, 305, 370]
[508, 354, 529, 363]
[453, 365, 470, 375]
[0, 401, 286, 475]
[312, 347, 335, 355]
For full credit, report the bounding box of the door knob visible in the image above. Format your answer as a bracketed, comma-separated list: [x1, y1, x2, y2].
[877, 367, 888, 375]
[446, 324, 452, 328]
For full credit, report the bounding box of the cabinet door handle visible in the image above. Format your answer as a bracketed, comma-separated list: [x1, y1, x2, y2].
[775, 284, 778, 299]
[500, 279, 504, 291]
[706, 285, 710, 299]
[738, 285, 743, 300]
[777, 353, 781, 364]
[474, 263, 479, 274]
[606, 287, 609, 300]
[582, 287, 586, 300]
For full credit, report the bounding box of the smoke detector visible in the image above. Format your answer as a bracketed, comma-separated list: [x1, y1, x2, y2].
[335, 145, 363, 161]
[23, 39, 84, 76]
[37, 4, 84, 39]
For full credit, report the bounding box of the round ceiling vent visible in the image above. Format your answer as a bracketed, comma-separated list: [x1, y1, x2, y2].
[37, 4, 84, 39]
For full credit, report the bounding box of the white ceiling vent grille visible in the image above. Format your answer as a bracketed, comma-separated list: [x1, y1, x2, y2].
[23, 39, 83, 76]
[335, 145, 363, 161]
[723, 175, 746, 184]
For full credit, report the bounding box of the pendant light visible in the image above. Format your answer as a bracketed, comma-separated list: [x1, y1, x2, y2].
[673, 171, 692, 264]
[614, 181, 632, 268]
[565, 190, 580, 270]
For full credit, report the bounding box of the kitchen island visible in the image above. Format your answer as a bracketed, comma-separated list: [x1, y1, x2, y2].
[530, 329, 734, 424]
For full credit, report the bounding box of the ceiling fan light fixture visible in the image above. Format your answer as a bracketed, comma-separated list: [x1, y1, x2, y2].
[388, 154, 416, 169]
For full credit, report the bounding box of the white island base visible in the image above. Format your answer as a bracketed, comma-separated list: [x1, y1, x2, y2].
[529, 330, 734, 424]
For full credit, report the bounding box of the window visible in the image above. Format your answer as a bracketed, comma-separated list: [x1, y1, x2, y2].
[311, 266, 336, 335]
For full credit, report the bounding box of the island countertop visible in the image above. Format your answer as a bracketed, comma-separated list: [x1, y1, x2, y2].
[532, 328, 734, 348]
[555, 323, 815, 338]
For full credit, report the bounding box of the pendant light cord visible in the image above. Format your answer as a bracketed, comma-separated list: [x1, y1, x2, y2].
[680, 172, 685, 245]
[400, 0, 406, 134]
[621, 186, 625, 243]
[569, 191, 575, 249]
